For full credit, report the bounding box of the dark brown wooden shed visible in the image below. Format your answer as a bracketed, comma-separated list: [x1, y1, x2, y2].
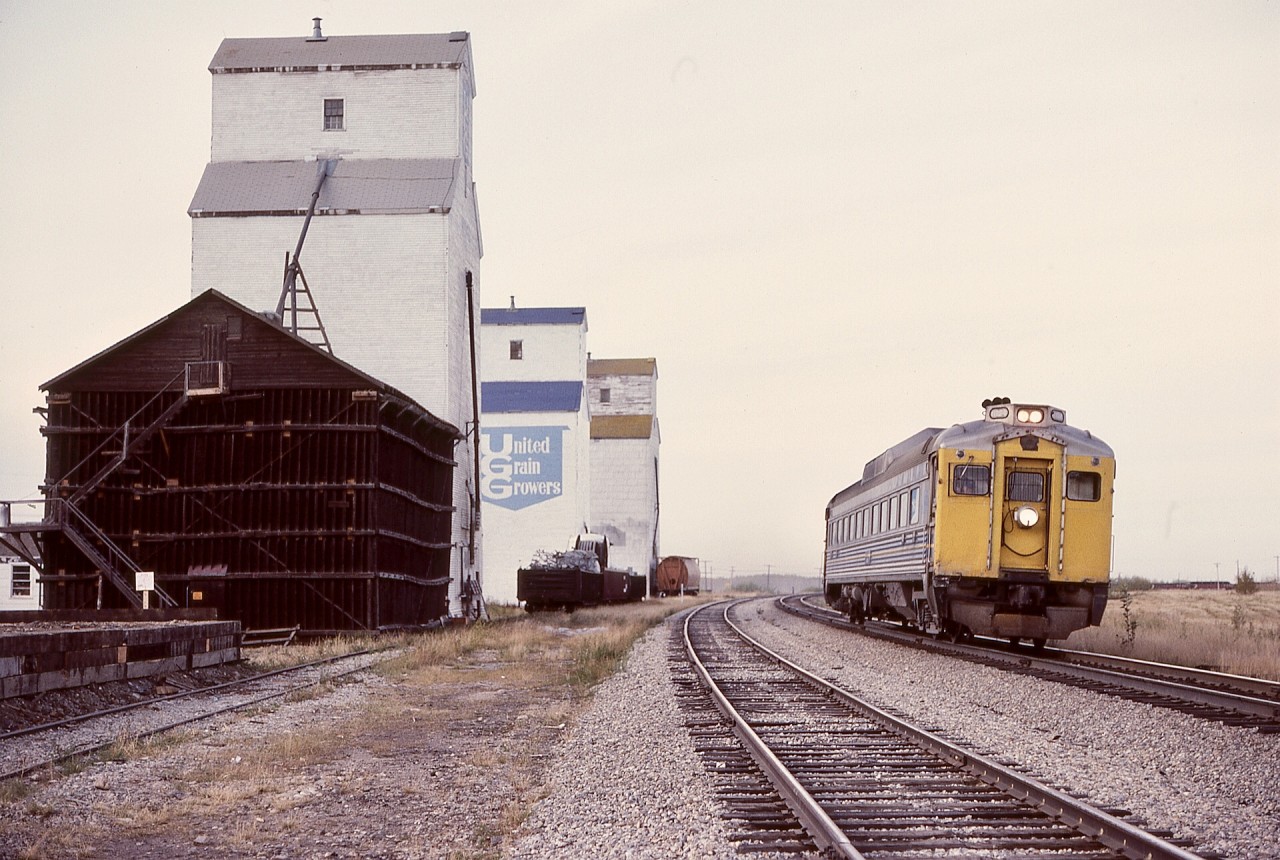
[32, 289, 459, 634]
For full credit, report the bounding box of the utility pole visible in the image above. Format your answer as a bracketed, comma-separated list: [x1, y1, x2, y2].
[1214, 562, 1221, 589]
[766, 564, 772, 594]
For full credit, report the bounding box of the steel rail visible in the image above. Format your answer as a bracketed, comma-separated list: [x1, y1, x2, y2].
[1042, 645, 1280, 700]
[683, 602, 865, 860]
[783, 594, 1280, 722]
[710, 598, 1206, 860]
[0, 648, 376, 743]
[0, 650, 386, 783]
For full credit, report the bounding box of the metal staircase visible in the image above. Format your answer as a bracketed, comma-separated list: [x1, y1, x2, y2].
[1, 368, 216, 609]
[67, 392, 190, 506]
[55, 500, 176, 608]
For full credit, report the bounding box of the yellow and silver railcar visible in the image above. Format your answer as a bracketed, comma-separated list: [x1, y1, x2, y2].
[823, 399, 1114, 646]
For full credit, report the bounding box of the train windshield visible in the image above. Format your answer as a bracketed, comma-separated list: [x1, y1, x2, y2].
[953, 464, 990, 495]
[1006, 471, 1044, 502]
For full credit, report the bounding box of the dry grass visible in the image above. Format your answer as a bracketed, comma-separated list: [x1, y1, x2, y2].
[12, 822, 107, 860]
[245, 633, 401, 672]
[378, 598, 711, 696]
[1068, 589, 1280, 679]
[0, 777, 35, 804]
[96, 727, 195, 765]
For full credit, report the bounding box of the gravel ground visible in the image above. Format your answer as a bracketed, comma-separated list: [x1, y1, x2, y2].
[3, 601, 1275, 859]
[0, 637, 584, 859]
[731, 597, 1280, 860]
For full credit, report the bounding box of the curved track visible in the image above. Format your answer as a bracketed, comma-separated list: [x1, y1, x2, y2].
[0, 648, 389, 782]
[781, 593, 1280, 733]
[681, 599, 1206, 859]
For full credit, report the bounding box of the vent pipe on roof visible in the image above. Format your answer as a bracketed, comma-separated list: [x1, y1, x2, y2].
[509, 296, 516, 310]
[308, 18, 327, 41]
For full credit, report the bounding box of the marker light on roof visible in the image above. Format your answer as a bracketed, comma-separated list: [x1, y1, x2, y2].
[1016, 407, 1044, 423]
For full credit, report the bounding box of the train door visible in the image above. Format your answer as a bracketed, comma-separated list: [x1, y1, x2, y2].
[998, 457, 1053, 571]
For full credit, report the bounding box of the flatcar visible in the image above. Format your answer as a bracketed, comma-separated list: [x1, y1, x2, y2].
[653, 556, 701, 597]
[519, 533, 647, 612]
[823, 399, 1114, 647]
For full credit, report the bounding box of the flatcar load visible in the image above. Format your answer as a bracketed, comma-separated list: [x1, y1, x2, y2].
[519, 533, 646, 612]
[823, 399, 1114, 648]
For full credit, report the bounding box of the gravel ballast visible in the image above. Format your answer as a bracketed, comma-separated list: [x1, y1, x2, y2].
[507, 620, 750, 859]
[730, 598, 1280, 860]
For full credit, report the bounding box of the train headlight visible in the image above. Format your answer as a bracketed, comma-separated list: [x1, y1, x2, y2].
[1014, 506, 1040, 528]
[1016, 408, 1045, 423]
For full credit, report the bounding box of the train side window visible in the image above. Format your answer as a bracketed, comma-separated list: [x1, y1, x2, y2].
[889, 495, 899, 530]
[952, 464, 990, 495]
[1007, 471, 1044, 502]
[879, 501, 888, 532]
[856, 509, 863, 539]
[909, 488, 921, 524]
[1067, 471, 1102, 501]
[899, 492, 909, 525]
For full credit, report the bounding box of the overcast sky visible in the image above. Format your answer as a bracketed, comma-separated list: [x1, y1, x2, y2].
[1, 1, 1276, 584]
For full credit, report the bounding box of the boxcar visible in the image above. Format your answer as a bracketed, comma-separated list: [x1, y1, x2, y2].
[653, 556, 701, 596]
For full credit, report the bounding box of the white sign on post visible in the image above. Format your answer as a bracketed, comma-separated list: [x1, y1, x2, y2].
[136, 571, 155, 610]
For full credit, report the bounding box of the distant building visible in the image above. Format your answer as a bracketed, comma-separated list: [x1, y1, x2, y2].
[187, 22, 483, 612]
[587, 359, 660, 580]
[479, 306, 590, 603]
[0, 557, 40, 612]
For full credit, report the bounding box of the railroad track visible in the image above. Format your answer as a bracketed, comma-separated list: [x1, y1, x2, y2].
[679, 599, 1207, 859]
[0, 648, 391, 782]
[780, 593, 1280, 733]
